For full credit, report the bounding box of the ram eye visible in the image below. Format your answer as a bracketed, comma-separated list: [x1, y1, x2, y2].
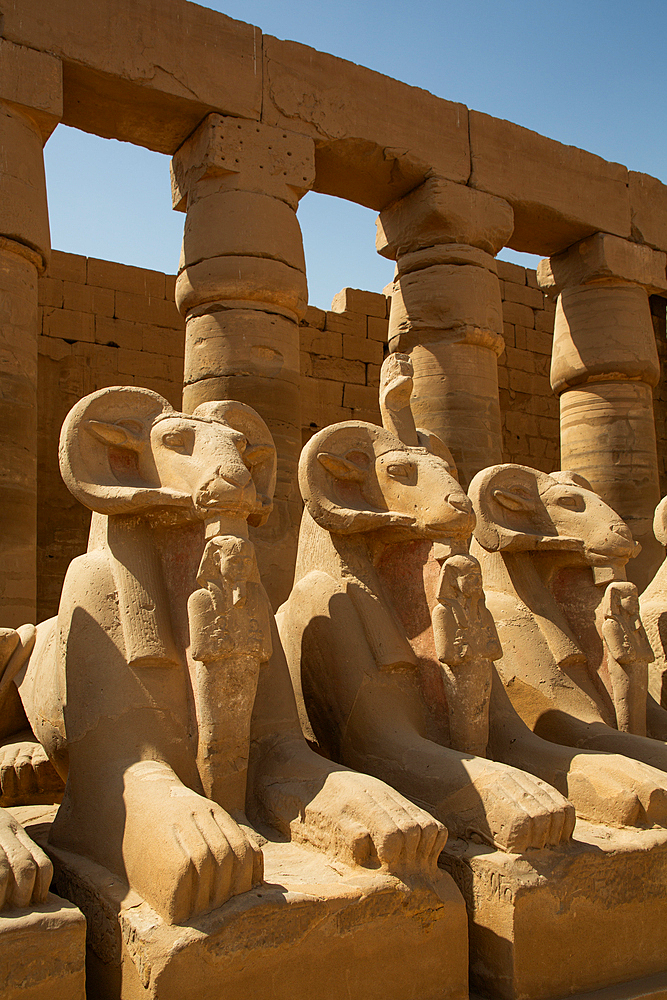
[557, 493, 585, 511]
[387, 462, 415, 480]
[162, 429, 194, 454]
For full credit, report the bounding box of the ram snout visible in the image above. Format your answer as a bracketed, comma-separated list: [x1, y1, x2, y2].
[595, 521, 638, 557]
[425, 490, 476, 539]
[194, 462, 255, 510]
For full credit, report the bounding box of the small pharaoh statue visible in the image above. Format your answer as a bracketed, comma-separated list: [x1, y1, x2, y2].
[432, 554, 502, 756]
[601, 581, 654, 736]
[188, 530, 273, 806]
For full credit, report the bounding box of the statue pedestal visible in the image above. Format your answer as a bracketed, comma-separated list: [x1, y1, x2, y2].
[19, 807, 468, 1000]
[441, 821, 667, 1000]
[0, 893, 86, 1000]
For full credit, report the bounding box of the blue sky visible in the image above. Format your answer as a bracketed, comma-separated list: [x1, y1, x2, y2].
[44, 0, 667, 310]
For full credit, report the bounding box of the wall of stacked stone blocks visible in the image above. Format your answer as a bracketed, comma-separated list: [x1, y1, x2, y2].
[36, 249, 667, 621]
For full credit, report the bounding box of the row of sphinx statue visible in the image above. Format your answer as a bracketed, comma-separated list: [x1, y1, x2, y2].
[2, 353, 667, 925]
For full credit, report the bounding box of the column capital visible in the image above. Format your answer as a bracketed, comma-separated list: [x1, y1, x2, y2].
[171, 114, 316, 212]
[376, 177, 514, 260]
[0, 39, 62, 142]
[538, 232, 667, 299]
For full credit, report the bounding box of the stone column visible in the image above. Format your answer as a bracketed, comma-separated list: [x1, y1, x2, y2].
[171, 115, 315, 608]
[0, 41, 61, 626]
[376, 178, 514, 488]
[538, 233, 667, 590]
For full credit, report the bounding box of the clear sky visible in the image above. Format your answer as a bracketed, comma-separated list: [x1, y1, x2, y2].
[44, 0, 667, 310]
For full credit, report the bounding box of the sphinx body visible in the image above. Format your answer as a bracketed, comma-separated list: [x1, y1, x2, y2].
[469, 463, 667, 800]
[280, 356, 577, 852]
[0, 386, 447, 926]
[641, 495, 667, 709]
[279, 356, 667, 841]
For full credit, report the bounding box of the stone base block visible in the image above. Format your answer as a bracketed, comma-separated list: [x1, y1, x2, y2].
[30, 820, 467, 1000]
[441, 821, 667, 1000]
[0, 893, 86, 1000]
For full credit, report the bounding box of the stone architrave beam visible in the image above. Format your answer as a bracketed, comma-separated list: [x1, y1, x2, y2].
[2, 0, 667, 256]
[538, 232, 667, 590]
[0, 40, 62, 627]
[171, 115, 316, 608]
[376, 177, 514, 488]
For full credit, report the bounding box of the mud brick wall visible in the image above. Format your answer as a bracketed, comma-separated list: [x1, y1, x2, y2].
[35, 252, 570, 620]
[37, 251, 184, 620]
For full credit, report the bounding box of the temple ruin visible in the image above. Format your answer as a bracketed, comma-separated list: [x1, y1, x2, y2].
[1, 1, 667, 998]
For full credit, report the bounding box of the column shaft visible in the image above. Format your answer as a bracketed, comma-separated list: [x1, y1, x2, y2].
[539, 233, 667, 589]
[0, 101, 53, 625]
[172, 116, 315, 608]
[377, 179, 514, 488]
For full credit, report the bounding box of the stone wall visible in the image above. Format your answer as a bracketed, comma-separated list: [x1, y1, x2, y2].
[299, 287, 387, 439]
[495, 260, 559, 472]
[37, 250, 665, 620]
[37, 251, 184, 619]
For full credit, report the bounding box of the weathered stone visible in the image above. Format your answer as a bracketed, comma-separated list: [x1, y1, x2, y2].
[379, 184, 510, 486]
[0, 107, 51, 265]
[45, 834, 467, 1000]
[442, 824, 667, 1000]
[470, 111, 631, 255]
[173, 116, 316, 608]
[630, 171, 667, 252]
[2, 386, 468, 999]
[538, 233, 667, 298]
[263, 36, 470, 210]
[330, 287, 388, 318]
[377, 178, 514, 258]
[470, 463, 667, 765]
[551, 284, 661, 392]
[0, 893, 86, 1000]
[0, 0, 262, 153]
[540, 237, 664, 588]
[0, 39, 62, 141]
[171, 116, 315, 212]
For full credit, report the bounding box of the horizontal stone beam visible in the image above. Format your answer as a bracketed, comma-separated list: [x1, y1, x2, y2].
[0, 0, 262, 152]
[261, 36, 469, 211]
[2, 0, 667, 256]
[469, 112, 632, 256]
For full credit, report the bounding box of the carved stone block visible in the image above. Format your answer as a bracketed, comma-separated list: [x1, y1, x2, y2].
[0, 879, 85, 1000]
[46, 834, 468, 1000]
[441, 823, 667, 1000]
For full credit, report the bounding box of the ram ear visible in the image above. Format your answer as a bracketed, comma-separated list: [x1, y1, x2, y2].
[59, 387, 179, 516]
[317, 451, 368, 482]
[193, 400, 277, 527]
[468, 464, 559, 552]
[84, 418, 146, 450]
[299, 421, 405, 535]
